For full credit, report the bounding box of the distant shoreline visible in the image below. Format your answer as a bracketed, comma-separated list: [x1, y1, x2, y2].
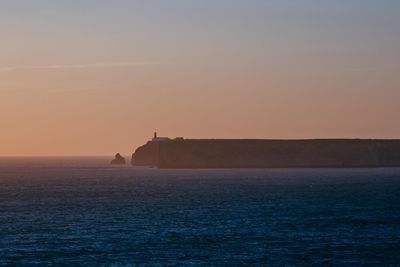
[131, 138, 400, 169]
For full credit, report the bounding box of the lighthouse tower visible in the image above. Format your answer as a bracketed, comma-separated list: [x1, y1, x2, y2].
[152, 132, 170, 142]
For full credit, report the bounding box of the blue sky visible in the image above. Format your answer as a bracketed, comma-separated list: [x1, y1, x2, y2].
[1, 0, 399, 67]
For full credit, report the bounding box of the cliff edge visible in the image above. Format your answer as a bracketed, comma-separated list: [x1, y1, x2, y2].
[131, 139, 400, 168]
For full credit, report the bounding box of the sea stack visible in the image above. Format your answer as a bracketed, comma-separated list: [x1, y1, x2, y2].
[111, 153, 126, 165]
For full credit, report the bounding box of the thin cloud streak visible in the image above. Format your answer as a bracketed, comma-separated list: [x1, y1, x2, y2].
[0, 61, 168, 72]
[341, 67, 379, 72]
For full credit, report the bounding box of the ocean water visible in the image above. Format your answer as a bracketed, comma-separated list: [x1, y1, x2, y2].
[1, 158, 400, 266]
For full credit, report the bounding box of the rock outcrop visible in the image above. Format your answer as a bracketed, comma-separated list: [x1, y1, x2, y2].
[111, 153, 126, 165]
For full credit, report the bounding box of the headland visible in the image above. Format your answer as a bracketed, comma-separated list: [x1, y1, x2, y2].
[131, 133, 400, 168]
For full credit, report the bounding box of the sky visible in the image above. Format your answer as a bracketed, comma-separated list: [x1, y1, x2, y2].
[1, 0, 400, 156]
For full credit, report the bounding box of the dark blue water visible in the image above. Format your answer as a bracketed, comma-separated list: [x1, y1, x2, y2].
[1, 158, 400, 266]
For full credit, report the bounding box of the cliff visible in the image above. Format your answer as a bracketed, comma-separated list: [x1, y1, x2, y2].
[131, 139, 400, 168]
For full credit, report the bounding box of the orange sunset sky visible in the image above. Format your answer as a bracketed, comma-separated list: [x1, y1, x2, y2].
[1, 1, 400, 156]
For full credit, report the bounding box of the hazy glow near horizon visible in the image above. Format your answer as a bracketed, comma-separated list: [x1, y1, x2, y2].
[1, 0, 400, 156]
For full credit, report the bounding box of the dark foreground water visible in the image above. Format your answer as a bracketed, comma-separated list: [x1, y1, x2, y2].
[1, 158, 400, 266]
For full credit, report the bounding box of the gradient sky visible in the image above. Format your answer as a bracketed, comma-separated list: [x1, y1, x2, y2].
[1, 0, 400, 156]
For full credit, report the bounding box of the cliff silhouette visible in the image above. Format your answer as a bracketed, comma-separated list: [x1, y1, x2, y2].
[132, 139, 400, 168]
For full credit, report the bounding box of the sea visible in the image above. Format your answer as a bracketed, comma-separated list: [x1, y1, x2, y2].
[1, 157, 400, 266]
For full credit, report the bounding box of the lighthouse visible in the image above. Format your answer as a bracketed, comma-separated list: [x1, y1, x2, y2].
[152, 132, 171, 142]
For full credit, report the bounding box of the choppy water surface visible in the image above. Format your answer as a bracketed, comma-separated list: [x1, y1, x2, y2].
[1, 157, 400, 266]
